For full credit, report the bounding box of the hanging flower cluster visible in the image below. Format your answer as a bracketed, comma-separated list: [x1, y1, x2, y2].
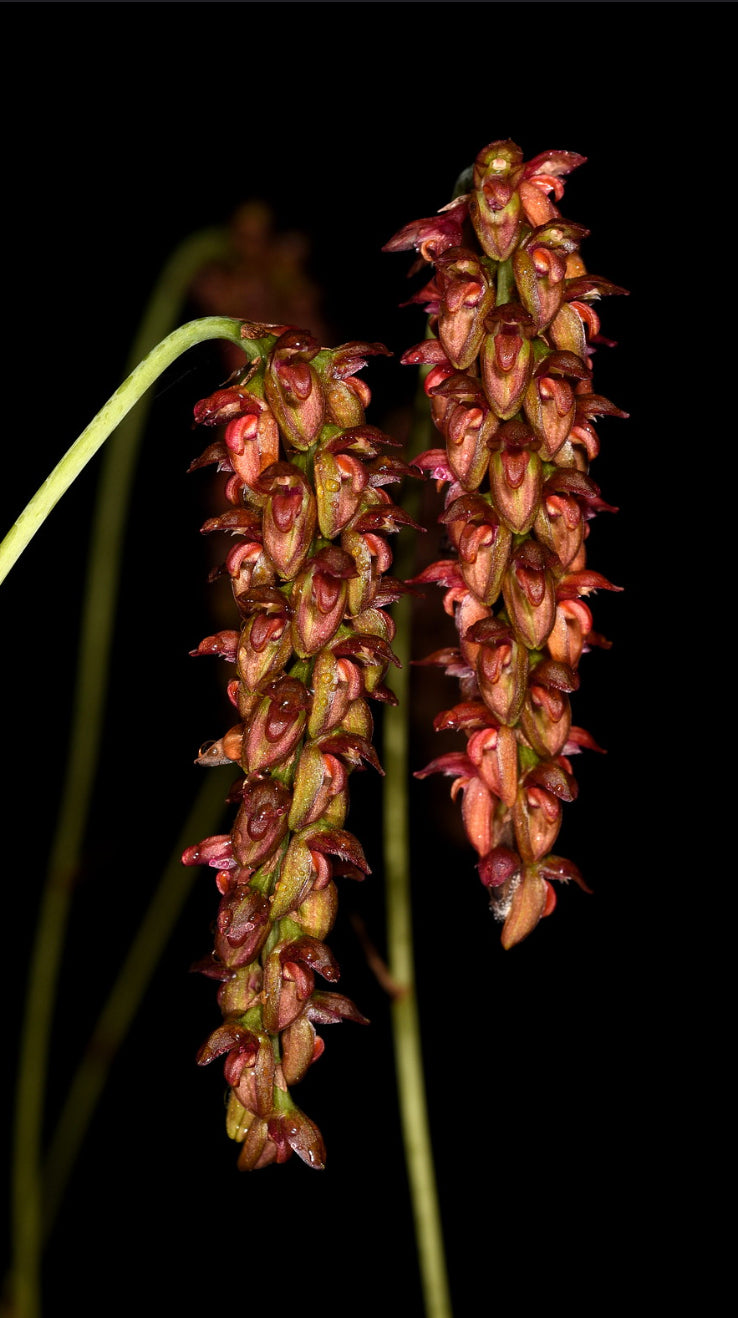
[182, 322, 416, 1168]
[385, 140, 627, 948]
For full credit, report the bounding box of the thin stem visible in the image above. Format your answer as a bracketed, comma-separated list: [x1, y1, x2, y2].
[33, 233, 233, 942]
[32, 228, 230, 1234]
[0, 314, 251, 589]
[42, 770, 229, 1236]
[8, 309, 251, 1318]
[383, 397, 453, 1318]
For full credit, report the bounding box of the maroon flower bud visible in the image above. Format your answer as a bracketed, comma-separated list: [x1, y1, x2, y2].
[502, 540, 558, 650]
[308, 651, 363, 738]
[244, 675, 310, 774]
[512, 782, 562, 864]
[429, 373, 499, 492]
[441, 495, 512, 607]
[423, 361, 457, 432]
[341, 524, 393, 617]
[281, 1015, 321, 1086]
[523, 355, 587, 458]
[549, 301, 588, 358]
[466, 617, 529, 725]
[291, 546, 357, 658]
[466, 723, 518, 808]
[500, 864, 549, 949]
[227, 1032, 276, 1119]
[289, 744, 349, 831]
[292, 878, 339, 940]
[223, 396, 280, 489]
[214, 884, 271, 966]
[335, 695, 374, 742]
[546, 598, 594, 666]
[226, 543, 275, 611]
[233, 1113, 271, 1169]
[473, 139, 524, 188]
[519, 180, 559, 228]
[480, 304, 535, 420]
[270, 836, 322, 921]
[217, 964, 262, 1016]
[258, 461, 317, 580]
[534, 467, 600, 568]
[236, 587, 293, 691]
[264, 328, 325, 450]
[477, 845, 521, 889]
[520, 658, 578, 758]
[435, 247, 496, 370]
[269, 937, 341, 1030]
[488, 419, 543, 535]
[526, 760, 578, 803]
[513, 222, 588, 331]
[323, 376, 368, 428]
[233, 777, 292, 868]
[331, 628, 400, 698]
[469, 141, 524, 261]
[314, 447, 368, 538]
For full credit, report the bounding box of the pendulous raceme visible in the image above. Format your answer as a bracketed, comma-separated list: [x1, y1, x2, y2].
[182, 324, 417, 1168]
[385, 140, 627, 948]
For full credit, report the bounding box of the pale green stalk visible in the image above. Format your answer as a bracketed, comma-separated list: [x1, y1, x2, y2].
[7, 311, 253, 1318]
[383, 395, 453, 1318]
[0, 315, 251, 588]
[31, 229, 231, 1234]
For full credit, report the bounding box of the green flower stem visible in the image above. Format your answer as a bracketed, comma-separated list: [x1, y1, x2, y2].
[0, 314, 250, 589]
[8, 308, 251, 1318]
[42, 770, 229, 1238]
[383, 395, 452, 1318]
[385, 600, 452, 1318]
[36, 232, 233, 911]
[33, 230, 233, 1241]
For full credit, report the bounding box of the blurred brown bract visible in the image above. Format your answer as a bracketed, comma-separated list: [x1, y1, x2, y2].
[191, 203, 330, 373]
[182, 324, 416, 1169]
[387, 140, 628, 948]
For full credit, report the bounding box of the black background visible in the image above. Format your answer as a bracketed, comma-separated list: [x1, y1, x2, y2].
[0, 3, 715, 1314]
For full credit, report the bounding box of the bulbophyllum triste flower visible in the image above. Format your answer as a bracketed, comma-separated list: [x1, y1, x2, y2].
[388, 139, 627, 947]
[183, 324, 415, 1168]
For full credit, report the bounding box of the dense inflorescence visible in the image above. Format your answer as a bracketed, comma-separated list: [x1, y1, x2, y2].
[385, 140, 627, 948]
[182, 323, 416, 1168]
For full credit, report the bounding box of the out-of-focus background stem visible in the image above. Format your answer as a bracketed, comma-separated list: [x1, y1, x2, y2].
[8, 244, 243, 1318]
[384, 380, 452, 1318]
